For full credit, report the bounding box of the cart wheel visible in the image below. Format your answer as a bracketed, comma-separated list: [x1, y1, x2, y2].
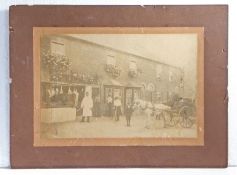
[168, 117, 176, 127]
[164, 112, 177, 127]
[179, 106, 193, 128]
[180, 117, 193, 128]
[162, 111, 171, 128]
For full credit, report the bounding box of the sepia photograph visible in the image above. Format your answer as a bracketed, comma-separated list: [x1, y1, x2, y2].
[33, 27, 204, 146]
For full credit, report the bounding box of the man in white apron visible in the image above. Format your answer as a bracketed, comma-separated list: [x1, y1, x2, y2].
[80, 91, 93, 122]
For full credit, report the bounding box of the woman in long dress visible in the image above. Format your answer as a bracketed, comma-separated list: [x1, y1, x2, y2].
[145, 102, 153, 129]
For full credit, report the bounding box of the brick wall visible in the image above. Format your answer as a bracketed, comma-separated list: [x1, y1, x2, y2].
[41, 35, 184, 105]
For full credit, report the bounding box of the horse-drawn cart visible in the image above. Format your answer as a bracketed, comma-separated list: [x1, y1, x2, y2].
[154, 98, 196, 128]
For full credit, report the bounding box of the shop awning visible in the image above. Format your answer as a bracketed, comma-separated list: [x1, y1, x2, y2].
[103, 79, 142, 88]
[126, 81, 143, 88]
[103, 79, 124, 87]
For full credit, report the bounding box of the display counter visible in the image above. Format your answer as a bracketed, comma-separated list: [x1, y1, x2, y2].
[41, 107, 77, 123]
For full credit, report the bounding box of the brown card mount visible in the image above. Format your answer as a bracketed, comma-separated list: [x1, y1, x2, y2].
[10, 5, 228, 168]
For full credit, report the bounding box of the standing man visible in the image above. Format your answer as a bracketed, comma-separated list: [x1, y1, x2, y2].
[80, 91, 93, 122]
[114, 96, 122, 121]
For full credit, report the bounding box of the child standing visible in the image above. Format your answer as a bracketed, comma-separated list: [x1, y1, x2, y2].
[125, 103, 134, 127]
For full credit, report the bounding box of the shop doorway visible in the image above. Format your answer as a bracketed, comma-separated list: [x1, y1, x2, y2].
[104, 86, 124, 115]
[124, 87, 141, 107]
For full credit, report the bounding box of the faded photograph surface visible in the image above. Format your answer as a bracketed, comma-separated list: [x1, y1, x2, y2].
[34, 28, 204, 146]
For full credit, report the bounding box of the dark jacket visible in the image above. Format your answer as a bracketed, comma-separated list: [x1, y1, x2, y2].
[125, 105, 133, 117]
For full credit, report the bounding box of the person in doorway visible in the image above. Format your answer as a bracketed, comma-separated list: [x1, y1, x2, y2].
[114, 96, 122, 121]
[125, 102, 134, 127]
[80, 91, 93, 122]
[107, 94, 113, 117]
[93, 95, 101, 118]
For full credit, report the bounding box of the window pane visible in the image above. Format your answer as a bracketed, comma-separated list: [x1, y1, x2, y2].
[129, 61, 137, 70]
[107, 56, 116, 65]
[156, 64, 162, 77]
[169, 71, 173, 82]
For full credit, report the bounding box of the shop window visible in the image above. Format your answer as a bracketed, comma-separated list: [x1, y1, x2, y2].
[50, 40, 65, 56]
[105, 55, 121, 78]
[155, 91, 161, 102]
[128, 60, 138, 78]
[129, 60, 137, 71]
[141, 83, 146, 90]
[175, 86, 179, 94]
[156, 91, 161, 99]
[180, 76, 184, 88]
[147, 83, 155, 92]
[125, 89, 133, 105]
[169, 71, 173, 82]
[106, 55, 116, 66]
[156, 64, 162, 79]
[168, 91, 173, 99]
[133, 89, 140, 100]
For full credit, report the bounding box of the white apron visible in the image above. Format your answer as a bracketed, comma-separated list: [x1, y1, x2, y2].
[81, 96, 93, 116]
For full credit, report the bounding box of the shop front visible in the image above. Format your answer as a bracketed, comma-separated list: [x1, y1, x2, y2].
[41, 81, 100, 123]
[124, 82, 142, 107]
[103, 79, 124, 116]
[102, 79, 143, 116]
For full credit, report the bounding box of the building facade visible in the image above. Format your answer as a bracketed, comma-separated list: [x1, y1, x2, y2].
[40, 35, 184, 115]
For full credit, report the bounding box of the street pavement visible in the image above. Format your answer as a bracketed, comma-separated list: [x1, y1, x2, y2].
[42, 114, 197, 139]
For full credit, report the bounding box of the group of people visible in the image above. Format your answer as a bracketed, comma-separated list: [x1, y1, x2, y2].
[107, 95, 158, 128]
[45, 86, 163, 128]
[106, 95, 134, 127]
[79, 93, 134, 127]
[106, 95, 122, 121]
[45, 86, 165, 129]
[77, 92, 159, 128]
